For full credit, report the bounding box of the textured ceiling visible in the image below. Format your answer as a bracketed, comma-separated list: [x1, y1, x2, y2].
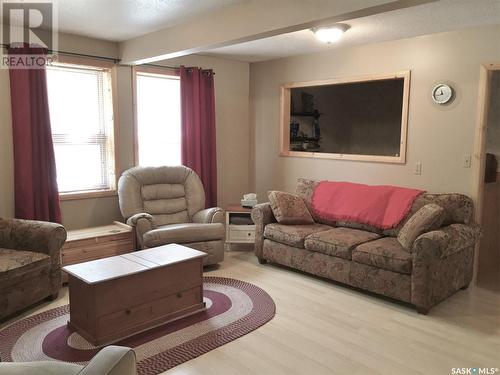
[53, 0, 244, 42]
[204, 0, 500, 62]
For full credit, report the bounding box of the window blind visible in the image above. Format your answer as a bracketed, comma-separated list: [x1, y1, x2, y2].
[46, 63, 116, 193]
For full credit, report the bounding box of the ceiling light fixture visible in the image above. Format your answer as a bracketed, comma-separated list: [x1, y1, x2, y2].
[312, 23, 350, 43]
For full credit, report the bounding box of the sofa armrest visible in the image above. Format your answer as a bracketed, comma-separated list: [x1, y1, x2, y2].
[192, 207, 224, 224]
[251, 203, 276, 259]
[79, 346, 136, 375]
[126, 213, 156, 249]
[0, 218, 66, 268]
[411, 224, 480, 312]
[412, 224, 481, 259]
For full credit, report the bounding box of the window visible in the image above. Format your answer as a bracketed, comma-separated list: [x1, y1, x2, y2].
[133, 68, 181, 167]
[280, 71, 410, 164]
[46, 60, 116, 196]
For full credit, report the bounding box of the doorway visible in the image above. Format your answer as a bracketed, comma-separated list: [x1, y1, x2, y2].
[473, 63, 500, 290]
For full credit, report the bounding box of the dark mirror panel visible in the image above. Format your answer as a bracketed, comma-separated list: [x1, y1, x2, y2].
[289, 78, 404, 156]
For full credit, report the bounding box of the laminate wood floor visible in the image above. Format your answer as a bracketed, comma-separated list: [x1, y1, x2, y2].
[2, 249, 500, 375]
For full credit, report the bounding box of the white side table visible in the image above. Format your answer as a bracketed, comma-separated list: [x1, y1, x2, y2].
[225, 205, 255, 251]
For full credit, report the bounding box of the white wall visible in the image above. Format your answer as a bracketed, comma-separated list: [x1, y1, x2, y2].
[249, 25, 500, 201]
[0, 33, 250, 229]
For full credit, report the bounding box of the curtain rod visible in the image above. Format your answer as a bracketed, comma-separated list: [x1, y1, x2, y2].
[0, 43, 120, 63]
[0, 44, 214, 73]
[141, 63, 215, 75]
[55, 50, 120, 63]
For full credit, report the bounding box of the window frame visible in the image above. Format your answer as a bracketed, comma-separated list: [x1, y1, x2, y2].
[131, 65, 180, 167]
[48, 55, 120, 201]
[279, 71, 411, 164]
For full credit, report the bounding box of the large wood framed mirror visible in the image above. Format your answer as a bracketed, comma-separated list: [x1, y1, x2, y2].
[280, 71, 410, 164]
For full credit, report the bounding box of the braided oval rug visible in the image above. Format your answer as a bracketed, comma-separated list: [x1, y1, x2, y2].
[0, 277, 276, 374]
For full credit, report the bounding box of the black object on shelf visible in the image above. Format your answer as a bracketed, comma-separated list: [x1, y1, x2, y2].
[229, 214, 254, 225]
[291, 109, 321, 118]
[485, 153, 498, 183]
[290, 136, 320, 142]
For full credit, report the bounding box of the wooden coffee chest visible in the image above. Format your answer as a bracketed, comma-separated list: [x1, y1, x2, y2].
[63, 244, 207, 346]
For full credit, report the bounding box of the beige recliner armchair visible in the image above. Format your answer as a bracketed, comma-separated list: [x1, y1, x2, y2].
[118, 166, 225, 265]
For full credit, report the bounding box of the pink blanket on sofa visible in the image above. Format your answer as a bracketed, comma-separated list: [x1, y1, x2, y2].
[311, 181, 424, 229]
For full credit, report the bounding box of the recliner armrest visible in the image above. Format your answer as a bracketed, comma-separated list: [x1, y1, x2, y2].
[79, 346, 136, 375]
[192, 207, 224, 224]
[126, 213, 156, 249]
[126, 213, 156, 229]
[412, 223, 481, 259]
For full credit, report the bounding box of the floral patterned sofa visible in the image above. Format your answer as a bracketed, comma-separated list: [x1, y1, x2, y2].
[0, 218, 67, 320]
[251, 179, 481, 314]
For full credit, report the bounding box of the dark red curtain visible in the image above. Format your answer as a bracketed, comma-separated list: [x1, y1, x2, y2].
[180, 66, 217, 208]
[8, 46, 62, 223]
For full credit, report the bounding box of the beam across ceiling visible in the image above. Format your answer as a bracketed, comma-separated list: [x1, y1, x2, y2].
[119, 0, 437, 65]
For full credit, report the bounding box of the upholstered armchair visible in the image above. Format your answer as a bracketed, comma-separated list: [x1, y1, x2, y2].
[0, 218, 67, 320]
[118, 166, 225, 265]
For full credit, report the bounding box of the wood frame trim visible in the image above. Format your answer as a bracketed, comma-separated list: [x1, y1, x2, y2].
[131, 65, 180, 166]
[472, 64, 495, 223]
[59, 189, 118, 201]
[110, 65, 121, 192]
[471, 62, 500, 283]
[49, 55, 120, 200]
[279, 71, 411, 164]
[133, 65, 179, 77]
[132, 67, 139, 166]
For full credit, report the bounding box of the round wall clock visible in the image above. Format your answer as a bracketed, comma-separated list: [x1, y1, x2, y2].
[431, 83, 453, 104]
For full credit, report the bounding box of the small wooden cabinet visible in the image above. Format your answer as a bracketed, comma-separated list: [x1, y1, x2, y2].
[225, 205, 256, 250]
[61, 222, 135, 283]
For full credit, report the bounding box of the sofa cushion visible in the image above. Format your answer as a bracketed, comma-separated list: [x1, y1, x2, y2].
[352, 237, 412, 274]
[335, 221, 383, 234]
[397, 203, 446, 251]
[295, 178, 318, 214]
[264, 223, 331, 248]
[0, 248, 50, 279]
[304, 228, 381, 260]
[268, 191, 314, 224]
[383, 193, 474, 236]
[143, 223, 225, 247]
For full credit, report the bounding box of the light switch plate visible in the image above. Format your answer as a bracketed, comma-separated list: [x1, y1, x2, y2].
[463, 154, 472, 168]
[414, 162, 422, 175]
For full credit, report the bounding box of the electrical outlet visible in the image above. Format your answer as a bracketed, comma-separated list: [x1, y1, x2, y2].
[414, 162, 422, 175]
[463, 154, 472, 168]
